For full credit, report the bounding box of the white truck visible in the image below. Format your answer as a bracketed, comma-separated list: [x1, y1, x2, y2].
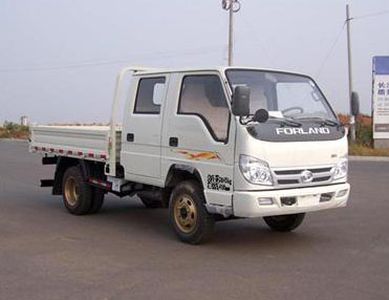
[30, 66, 352, 244]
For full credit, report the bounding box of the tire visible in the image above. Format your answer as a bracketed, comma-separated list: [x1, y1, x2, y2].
[62, 166, 93, 215]
[263, 213, 305, 232]
[169, 180, 215, 244]
[89, 188, 105, 214]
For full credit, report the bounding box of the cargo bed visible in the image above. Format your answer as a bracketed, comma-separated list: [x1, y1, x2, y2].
[30, 125, 122, 163]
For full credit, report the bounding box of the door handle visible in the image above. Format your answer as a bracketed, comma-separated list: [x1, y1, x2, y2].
[169, 137, 178, 147]
[127, 133, 134, 142]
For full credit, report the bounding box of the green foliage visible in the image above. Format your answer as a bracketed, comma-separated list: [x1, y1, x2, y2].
[4, 121, 19, 131]
[355, 122, 373, 147]
[348, 116, 389, 156]
[0, 121, 30, 139]
[349, 143, 389, 156]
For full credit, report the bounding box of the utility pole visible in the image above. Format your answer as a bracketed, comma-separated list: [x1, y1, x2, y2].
[222, 0, 241, 66]
[228, 4, 234, 66]
[346, 4, 356, 141]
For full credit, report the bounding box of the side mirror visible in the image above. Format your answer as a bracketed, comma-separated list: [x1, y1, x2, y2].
[253, 109, 269, 123]
[351, 92, 360, 116]
[232, 86, 250, 116]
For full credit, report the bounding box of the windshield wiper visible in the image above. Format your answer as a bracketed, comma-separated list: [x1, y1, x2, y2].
[269, 116, 302, 127]
[241, 113, 302, 127]
[293, 116, 340, 127]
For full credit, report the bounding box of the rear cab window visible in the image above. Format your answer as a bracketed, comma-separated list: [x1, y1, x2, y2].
[134, 77, 166, 114]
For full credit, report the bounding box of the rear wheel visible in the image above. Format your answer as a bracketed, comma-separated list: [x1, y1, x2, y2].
[169, 180, 215, 244]
[89, 188, 105, 214]
[62, 166, 93, 215]
[263, 213, 305, 232]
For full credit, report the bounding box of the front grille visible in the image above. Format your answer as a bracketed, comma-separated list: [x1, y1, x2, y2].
[274, 167, 332, 176]
[274, 170, 304, 175]
[278, 179, 299, 185]
[273, 166, 334, 187]
[312, 176, 331, 182]
[310, 167, 333, 173]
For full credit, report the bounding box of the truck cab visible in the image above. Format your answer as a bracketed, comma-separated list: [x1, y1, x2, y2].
[30, 66, 350, 244]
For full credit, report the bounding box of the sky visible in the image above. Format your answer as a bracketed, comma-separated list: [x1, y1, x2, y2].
[1, 0, 389, 125]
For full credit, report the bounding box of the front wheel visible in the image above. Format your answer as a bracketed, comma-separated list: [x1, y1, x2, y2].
[263, 213, 305, 232]
[169, 180, 215, 244]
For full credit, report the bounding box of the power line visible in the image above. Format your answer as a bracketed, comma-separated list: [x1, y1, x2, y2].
[315, 21, 346, 79]
[0, 59, 128, 73]
[353, 9, 389, 20]
[239, 17, 276, 66]
[316, 10, 389, 78]
[0, 46, 222, 73]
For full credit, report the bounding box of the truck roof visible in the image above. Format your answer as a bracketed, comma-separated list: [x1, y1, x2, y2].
[131, 66, 308, 78]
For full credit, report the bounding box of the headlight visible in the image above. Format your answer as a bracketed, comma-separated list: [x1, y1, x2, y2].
[239, 155, 273, 185]
[333, 158, 348, 180]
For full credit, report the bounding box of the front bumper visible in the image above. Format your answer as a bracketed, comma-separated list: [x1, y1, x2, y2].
[233, 183, 350, 218]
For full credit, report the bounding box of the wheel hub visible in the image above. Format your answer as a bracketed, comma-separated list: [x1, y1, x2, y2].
[64, 176, 79, 206]
[174, 196, 197, 233]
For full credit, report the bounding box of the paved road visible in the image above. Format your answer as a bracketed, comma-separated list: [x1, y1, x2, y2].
[0, 140, 388, 300]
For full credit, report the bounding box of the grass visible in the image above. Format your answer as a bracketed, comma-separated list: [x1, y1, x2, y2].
[339, 114, 389, 157]
[349, 143, 389, 157]
[0, 122, 30, 139]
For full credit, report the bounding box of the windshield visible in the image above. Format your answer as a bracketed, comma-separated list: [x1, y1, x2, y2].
[226, 69, 337, 121]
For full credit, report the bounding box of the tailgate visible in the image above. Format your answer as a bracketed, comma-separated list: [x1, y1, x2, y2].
[30, 125, 121, 163]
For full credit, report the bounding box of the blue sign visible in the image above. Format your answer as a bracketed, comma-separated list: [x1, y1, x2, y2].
[373, 56, 389, 75]
[372, 56, 389, 139]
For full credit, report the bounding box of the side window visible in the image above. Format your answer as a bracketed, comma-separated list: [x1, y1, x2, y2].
[134, 77, 166, 114]
[178, 75, 230, 142]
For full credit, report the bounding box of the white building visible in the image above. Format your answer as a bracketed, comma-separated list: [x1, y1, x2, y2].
[20, 116, 29, 126]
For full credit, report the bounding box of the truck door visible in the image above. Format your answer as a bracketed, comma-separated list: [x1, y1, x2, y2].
[121, 75, 169, 185]
[162, 72, 235, 207]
